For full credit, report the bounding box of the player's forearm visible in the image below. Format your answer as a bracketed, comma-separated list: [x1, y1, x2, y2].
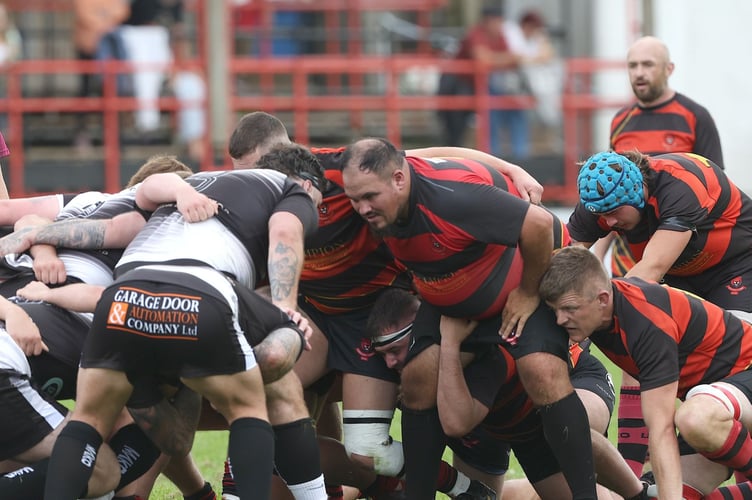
[648, 428, 683, 500]
[267, 238, 303, 311]
[44, 283, 105, 312]
[29, 212, 144, 250]
[0, 297, 27, 322]
[624, 259, 666, 283]
[267, 213, 305, 311]
[437, 345, 478, 437]
[135, 172, 193, 212]
[26, 218, 107, 249]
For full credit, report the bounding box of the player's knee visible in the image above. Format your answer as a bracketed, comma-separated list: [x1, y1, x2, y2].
[343, 410, 404, 477]
[684, 384, 743, 419]
[679, 384, 742, 437]
[255, 326, 304, 383]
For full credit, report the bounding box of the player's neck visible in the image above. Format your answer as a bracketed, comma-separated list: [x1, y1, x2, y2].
[638, 88, 676, 108]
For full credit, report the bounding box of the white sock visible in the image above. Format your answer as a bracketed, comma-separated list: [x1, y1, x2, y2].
[448, 471, 472, 497]
[287, 474, 327, 500]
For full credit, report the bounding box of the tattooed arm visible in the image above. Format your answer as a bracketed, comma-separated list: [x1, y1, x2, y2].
[127, 384, 202, 456]
[0, 210, 147, 256]
[266, 211, 305, 312]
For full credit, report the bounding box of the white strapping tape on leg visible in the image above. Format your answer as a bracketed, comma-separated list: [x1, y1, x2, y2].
[685, 383, 743, 420]
[342, 409, 403, 476]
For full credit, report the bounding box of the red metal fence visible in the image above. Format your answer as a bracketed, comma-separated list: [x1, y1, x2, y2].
[0, 1, 630, 204]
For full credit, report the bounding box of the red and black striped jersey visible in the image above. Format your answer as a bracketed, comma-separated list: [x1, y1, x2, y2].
[568, 153, 752, 277]
[591, 278, 752, 398]
[607, 92, 723, 277]
[301, 147, 411, 314]
[610, 93, 723, 167]
[383, 156, 569, 319]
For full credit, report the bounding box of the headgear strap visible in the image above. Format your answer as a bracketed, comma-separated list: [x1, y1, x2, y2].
[371, 323, 413, 349]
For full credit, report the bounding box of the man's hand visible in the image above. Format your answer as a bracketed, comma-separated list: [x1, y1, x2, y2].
[508, 164, 544, 205]
[440, 315, 478, 348]
[5, 304, 48, 356]
[281, 307, 312, 351]
[176, 185, 219, 223]
[31, 248, 67, 285]
[499, 287, 540, 344]
[16, 281, 53, 302]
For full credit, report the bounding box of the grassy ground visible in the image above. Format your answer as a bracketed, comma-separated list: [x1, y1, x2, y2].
[150, 346, 624, 499]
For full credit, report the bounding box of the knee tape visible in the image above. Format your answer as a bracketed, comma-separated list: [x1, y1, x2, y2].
[685, 383, 743, 420]
[342, 409, 404, 477]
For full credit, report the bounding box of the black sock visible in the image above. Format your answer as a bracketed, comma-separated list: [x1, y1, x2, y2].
[273, 418, 322, 485]
[44, 420, 103, 500]
[228, 417, 275, 499]
[400, 406, 446, 500]
[540, 392, 597, 500]
[0, 458, 49, 499]
[184, 481, 216, 500]
[108, 423, 161, 490]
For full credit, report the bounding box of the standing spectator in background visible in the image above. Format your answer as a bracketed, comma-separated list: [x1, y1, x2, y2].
[437, 6, 521, 156]
[600, 36, 724, 480]
[0, 3, 21, 66]
[72, 0, 131, 152]
[0, 4, 19, 151]
[170, 21, 206, 165]
[0, 130, 9, 199]
[119, 0, 183, 136]
[506, 10, 563, 152]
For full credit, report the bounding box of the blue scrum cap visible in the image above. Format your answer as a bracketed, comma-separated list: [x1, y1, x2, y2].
[577, 151, 645, 213]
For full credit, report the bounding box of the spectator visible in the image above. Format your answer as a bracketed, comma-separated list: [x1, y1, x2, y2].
[170, 25, 206, 164]
[0, 3, 21, 66]
[72, 0, 131, 152]
[506, 10, 564, 149]
[0, 4, 19, 148]
[119, 0, 183, 135]
[437, 6, 521, 157]
[0, 130, 9, 200]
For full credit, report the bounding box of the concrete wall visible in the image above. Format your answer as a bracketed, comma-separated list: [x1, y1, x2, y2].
[593, 0, 752, 192]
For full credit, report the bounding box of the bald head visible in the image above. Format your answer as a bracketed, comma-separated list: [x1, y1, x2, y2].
[628, 36, 671, 65]
[626, 36, 675, 106]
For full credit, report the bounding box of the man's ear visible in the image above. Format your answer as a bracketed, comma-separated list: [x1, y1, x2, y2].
[393, 168, 407, 190]
[597, 289, 611, 307]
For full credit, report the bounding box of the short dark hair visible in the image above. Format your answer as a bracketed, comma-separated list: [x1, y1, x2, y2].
[228, 111, 290, 160]
[366, 288, 420, 339]
[341, 137, 405, 177]
[256, 143, 326, 192]
[539, 246, 610, 304]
